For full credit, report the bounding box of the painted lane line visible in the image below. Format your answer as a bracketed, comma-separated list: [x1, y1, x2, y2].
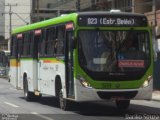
[31, 112, 54, 120]
[4, 102, 19, 108]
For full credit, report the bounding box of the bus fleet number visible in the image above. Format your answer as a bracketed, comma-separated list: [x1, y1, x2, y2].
[87, 18, 97, 25]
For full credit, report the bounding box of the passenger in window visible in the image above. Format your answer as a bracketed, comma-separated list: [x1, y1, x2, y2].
[123, 36, 136, 51]
[120, 36, 145, 60]
[101, 40, 117, 72]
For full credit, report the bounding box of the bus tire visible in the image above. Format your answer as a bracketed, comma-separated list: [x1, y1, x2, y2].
[116, 100, 130, 110]
[23, 77, 34, 101]
[59, 89, 69, 111]
[55, 76, 62, 97]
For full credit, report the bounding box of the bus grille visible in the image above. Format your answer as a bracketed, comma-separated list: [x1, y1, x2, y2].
[97, 91, 138, 99]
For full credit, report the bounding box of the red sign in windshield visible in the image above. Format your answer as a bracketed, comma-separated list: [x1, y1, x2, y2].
[118, 60, 144, 68]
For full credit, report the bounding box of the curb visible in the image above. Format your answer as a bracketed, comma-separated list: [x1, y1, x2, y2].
[152, 98, 160, 102]
[152, 91, 160, 102]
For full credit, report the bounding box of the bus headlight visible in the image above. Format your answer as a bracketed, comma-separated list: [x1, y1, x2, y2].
[141, 75, 152, 88]
[77, 75, 92, 89]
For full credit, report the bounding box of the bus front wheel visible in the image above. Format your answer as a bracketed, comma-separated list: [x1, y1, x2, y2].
[116, 100, 130, 110]
[59, 89, 69, 111]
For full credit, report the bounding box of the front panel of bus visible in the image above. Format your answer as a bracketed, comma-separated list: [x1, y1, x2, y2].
[74, 13, 153, 101]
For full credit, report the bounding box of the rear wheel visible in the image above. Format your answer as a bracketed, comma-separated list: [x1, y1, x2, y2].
[116, 100, 130, 110]
[23, 77, 34, 101]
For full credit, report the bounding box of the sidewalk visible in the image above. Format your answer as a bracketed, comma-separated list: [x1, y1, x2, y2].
[152, 90, 160, 101]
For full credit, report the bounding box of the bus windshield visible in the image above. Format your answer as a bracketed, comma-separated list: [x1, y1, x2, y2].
[78, 30, 150, 80]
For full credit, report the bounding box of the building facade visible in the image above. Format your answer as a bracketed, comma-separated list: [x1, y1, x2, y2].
[32, 0, 76, 23]
[0, 0, 5, 37]
[4, 0, 31, 40]
[4, 0, 31, 50]
[0, 0, 7, 50]
[3, 0, 160, 56]
[4, 0, 160, 40]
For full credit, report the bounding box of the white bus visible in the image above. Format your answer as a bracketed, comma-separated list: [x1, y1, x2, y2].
[9, 12, 153, 110]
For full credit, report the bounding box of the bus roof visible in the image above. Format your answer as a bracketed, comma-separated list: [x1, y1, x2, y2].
[12, 12, 78, 34]
[12, 11, 147, 34]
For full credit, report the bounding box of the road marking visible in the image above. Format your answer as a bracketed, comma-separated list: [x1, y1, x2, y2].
[31, 112, 54, 120]
[4, 102, 19, 108]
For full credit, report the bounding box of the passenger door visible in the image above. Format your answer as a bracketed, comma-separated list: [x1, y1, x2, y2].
[65, 23, 74, 98]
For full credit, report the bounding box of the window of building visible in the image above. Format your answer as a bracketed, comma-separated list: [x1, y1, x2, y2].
[156, 0, 160, 10]
[115, 0, 132, 12]
[125, 0, 132, 7]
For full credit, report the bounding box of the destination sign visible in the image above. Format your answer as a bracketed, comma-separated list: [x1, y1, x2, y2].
[78, 15, 147, 27]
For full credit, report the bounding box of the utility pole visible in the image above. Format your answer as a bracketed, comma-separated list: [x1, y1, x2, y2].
[153, 0, 157, 61]
[3, 3, 17, 50]
[153, 0, 157, 26]
[57, 0, 60, 16]
[36, 0, 40, 21]
[76, 0, 80, 12]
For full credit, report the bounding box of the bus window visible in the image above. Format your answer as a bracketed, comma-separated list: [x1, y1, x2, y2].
[23, 32, 29, 57]
[45, 27, 56, 56]
[11, 35, 17, 58]
[17, 33, 23, 58]
[33, 29, 42, 58]
[55, 25, 65, 55]
[38, 29, 45, 56]
[28, 31, 33, 56]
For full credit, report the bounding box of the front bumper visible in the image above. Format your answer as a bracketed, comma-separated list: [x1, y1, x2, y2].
[75, 79, 153, 101]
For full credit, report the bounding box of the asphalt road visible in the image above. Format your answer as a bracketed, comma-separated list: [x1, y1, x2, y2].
[0, 78, 160, 120]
